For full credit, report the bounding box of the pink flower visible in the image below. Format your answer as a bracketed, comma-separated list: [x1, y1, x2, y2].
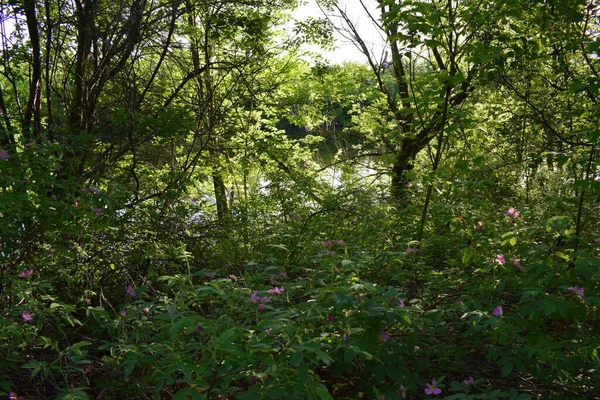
[405, 247, 418, 254]
[18, 269, 34, 278]
[268, 287, 285, 295]
[196, 325, 204, 332]
[391, 297, 405, 307]
[493, 305, 503, 317]
[595, 237, 600, 243]
[568, 286, 585, 296]
[425, 378, 442, 395]
[120, 310, 128, 316]
[474, 221, 486, 231]
[143, 307, 150, 313]
[463, 377, 475, 385]
[505, 207, 520, 218]
[250, 291, 261, 303]
[251, 292, 271, 309]
[337, 240, 345, 246]
[513, 259, 524, 271]
[322, 240, 334, 247]
[89, 186, 100, 195]
[0, 149, 8, 159]
[93, 207, 102, 216]
[301, 162, 308, 168]
[126, 285, 136, 297]
[456, 300, 464, 305]
[21, 311, 35, 322]
[326, 315, 335, 322]
[495, 254, 505, 265]
[378, 331, 391, 342]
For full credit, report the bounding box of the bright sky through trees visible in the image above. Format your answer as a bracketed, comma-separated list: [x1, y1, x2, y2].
[293, 0, 386, 64]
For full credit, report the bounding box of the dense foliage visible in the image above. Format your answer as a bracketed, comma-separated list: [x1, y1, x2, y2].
[1, 0, 599, 399]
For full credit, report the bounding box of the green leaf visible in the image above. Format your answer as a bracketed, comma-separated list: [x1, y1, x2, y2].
[298, 362, 309, 386]
[386, 365, 402, 382]
[501, 361, 513, 377]
[317, 350, 334, 366]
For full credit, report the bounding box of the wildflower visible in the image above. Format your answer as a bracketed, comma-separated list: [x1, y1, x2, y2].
[7, 392, 24, 400]
[343, 328, 351, 343]
[595, 237, 600, 243]
[322, 240, 334, 247]
[74, 201, 80, 207]
[18, 269, 34, 278]
[0, 149, 8, 159]
[265, 328, 272, 336]
[251, 292, 271, 310]
[425, 378, 442, 395]
[495, 254, 505, 265]
[93, 207, 102, 216]
[378, 331, 391, 342]
[456, 300, 464, 305]
[21, 311, 34, 322]
[191, 197, 199, 203]
[292, 214, 300, 221]
[326, 315, 335, 322]
[474, 221, 486, 231]
[229, 274, 236, 279]
[505, 207, 520, 219]
[251, 376, 258, 384]
[143, 307, 150, 314]
[399, 383, 407, 398]
[568, 286, 585, 296]
[120, 310, 127, 316]
[405, 247, 418, 254]
[464, 377, 475, 385]
[89, 186, 100, 195]
[493, 305, 503, 317]
[250, 291, 261, 303]
[279, 271, 287, 277]
[51, 194, 58, 201]
[337, 240, 345, 246]
[196, 325, 204, 333]
[513, 259, 524, 271]
[391, 297, 405, 307]
[268, 286, 285, 295]
[301, 162, 308, 168]
[126, 285, 136, 297]
[25, 142, 34, 148]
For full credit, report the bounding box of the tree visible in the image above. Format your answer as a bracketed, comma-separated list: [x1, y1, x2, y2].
[317, 0, 513, 202]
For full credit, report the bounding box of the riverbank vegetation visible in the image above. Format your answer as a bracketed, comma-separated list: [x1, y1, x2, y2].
[1, 0, 599, 399]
